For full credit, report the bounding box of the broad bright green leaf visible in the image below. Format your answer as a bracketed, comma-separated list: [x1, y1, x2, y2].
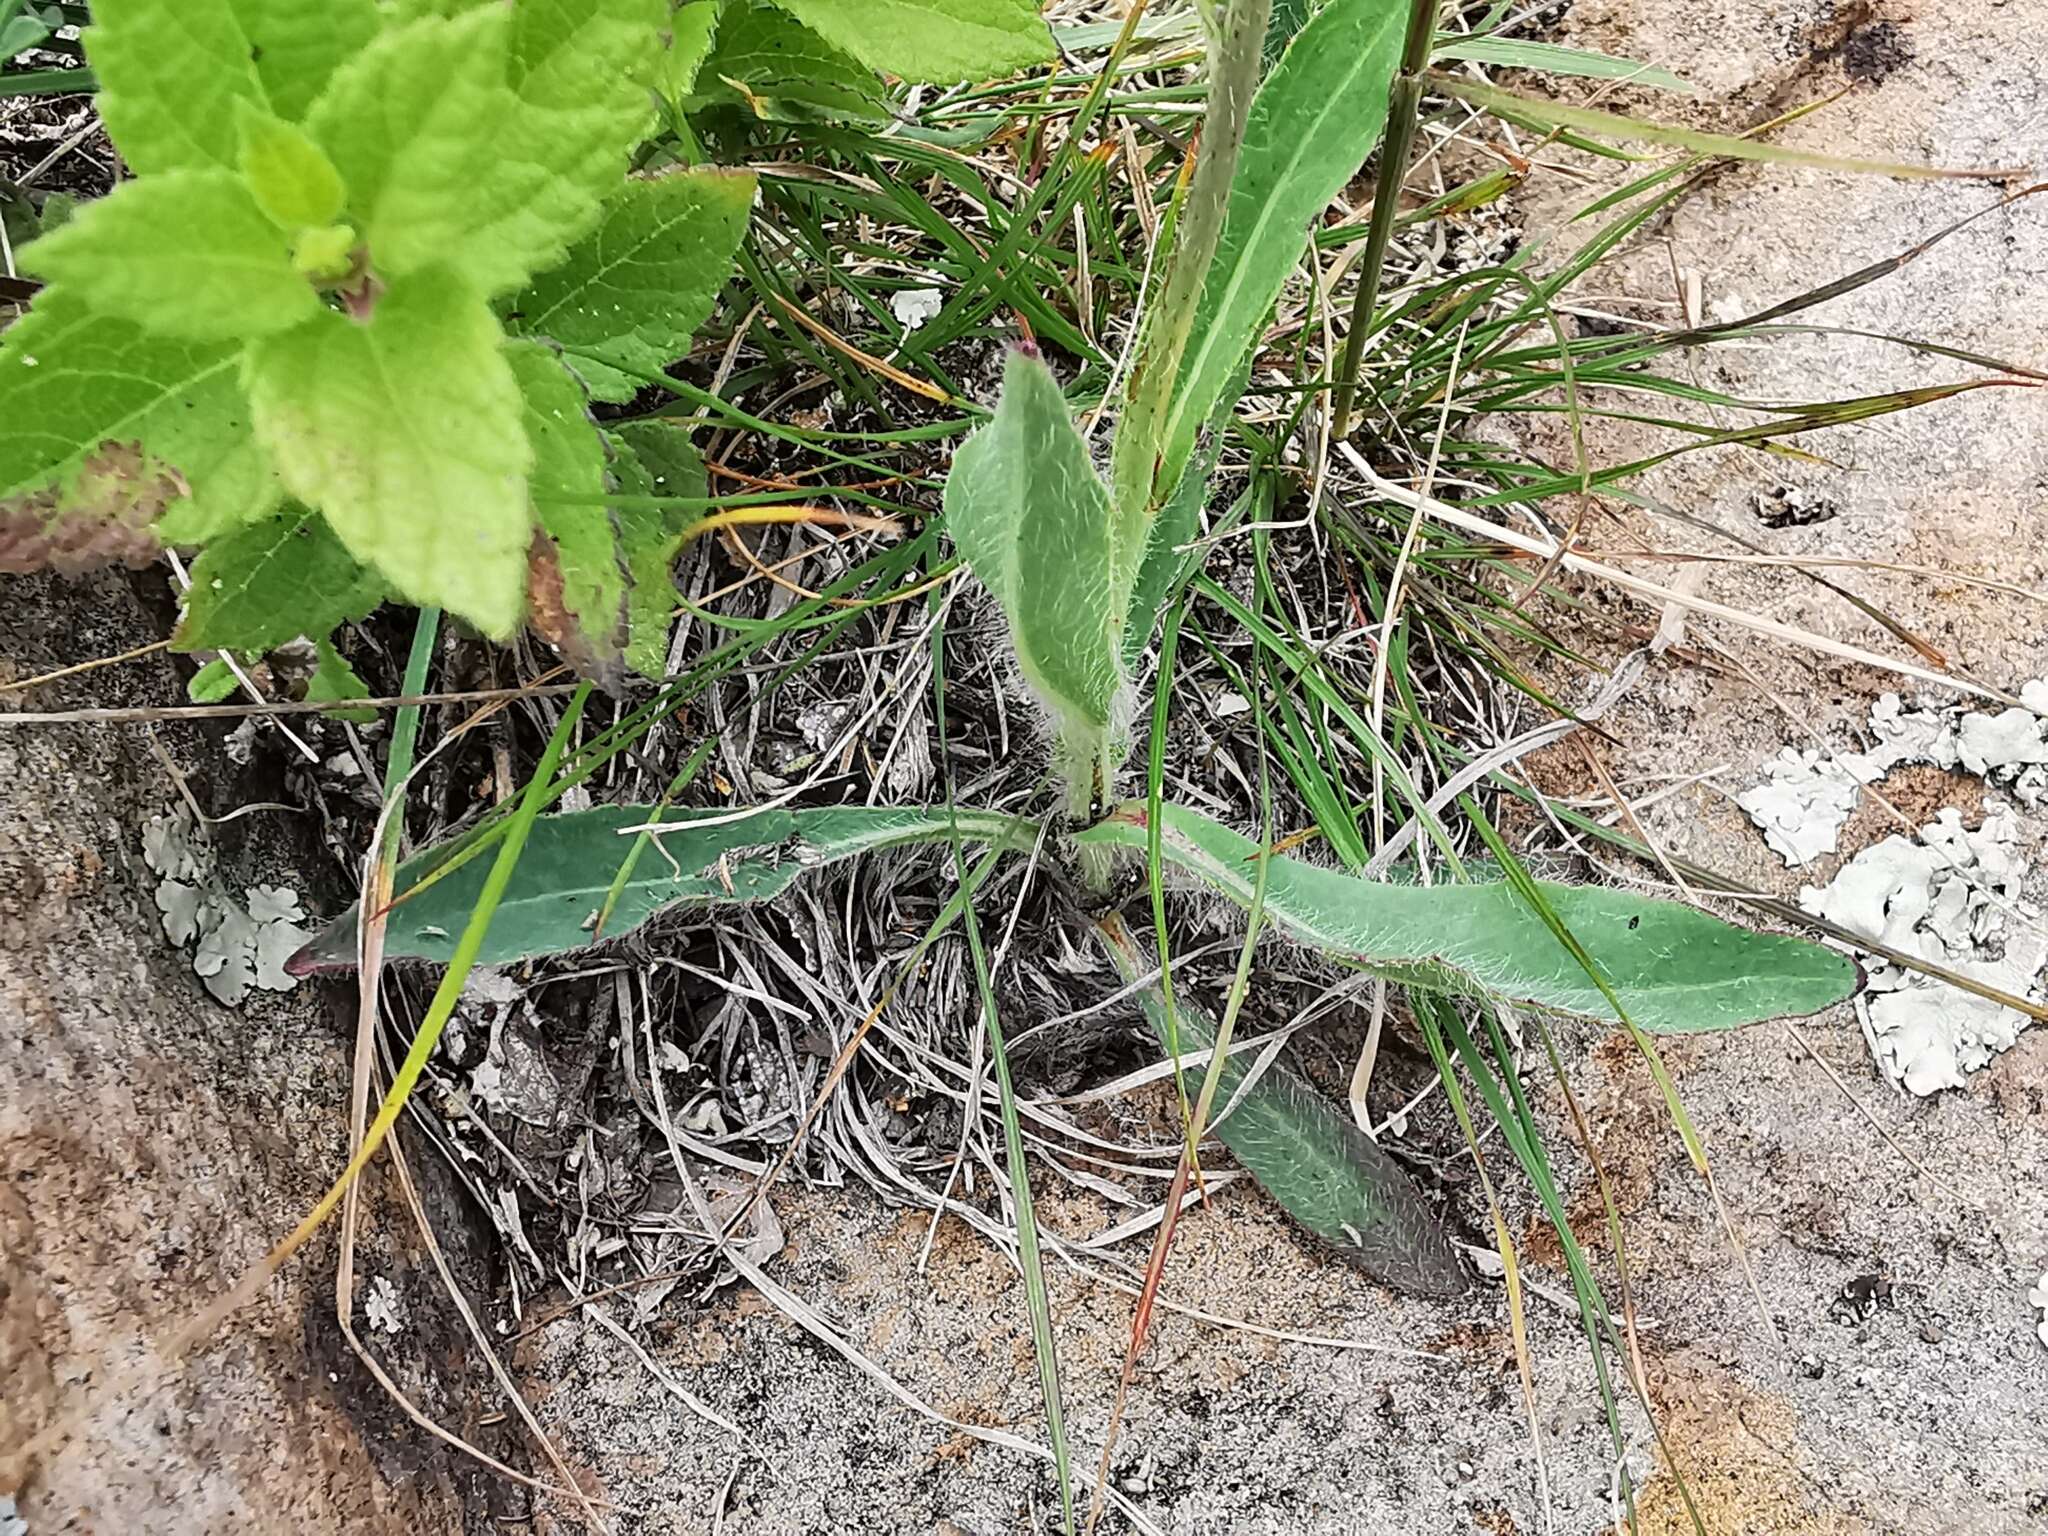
[290, 802, 1023, 971]
[1077, 803, 1861, 1033]
[22, 170, 316, 342]
[1099, 919, 1466, 1297]
[88, 0, 379, 173]
[699, 1, 891, 122]
[0, 286, 279, 548]
[607, 421, 708, 680]
[175, 504, 385, 652]
[512, 168, 756, 402]
[245, 268, 532, 637]
[1159, 0, 1405, 499]
[508, 340, 624, 677]
[306, 1, 662, 297]
[305, 9, 515, 287]
[237, 103, 347, 230]
[307, 636, 375, 722]
[772, 0, 1052, 82]
[944, 347, 1122, 774]
[480, 0, 667, 287]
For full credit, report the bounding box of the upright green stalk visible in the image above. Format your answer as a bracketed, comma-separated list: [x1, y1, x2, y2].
[1330, 0, 1438, 439]
[1108, 0, 1273, 536]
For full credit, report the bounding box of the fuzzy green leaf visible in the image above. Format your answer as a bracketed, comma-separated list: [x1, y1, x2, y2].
[1159, 0, 1405, 498]
[22, 170, 315, 342]
[1101, 921, 1466, 1297]
[1078, 803, 1861, 1033]
[607, 421, 708, 680]
[0, 285, 279, 548]
[289, 802, 1023, 971]
[511, 168, 754, 402]
[306, 0, 662, 297]
[699, 1, 891, 122]
[87, 0, 379, 174]
[244, 268, 531, 637]
[237, 103, 346, 230]
[175, 504, 384, 652]
[944, 348, 1122, 774]
[508, 341, 623, 675]
[307, 636, 375, 722]
[770, 0, 1052, 82]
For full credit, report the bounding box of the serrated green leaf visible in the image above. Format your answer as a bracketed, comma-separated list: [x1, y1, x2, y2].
[944, 348, 1122, 779]
[771, 0, 1052, 82]
[175, 504, 385, 652]
[237, 102, 346, 230]
[607, 420, 707, 680]
[307, 636, 375, 722]
[0, 285, 279, 547]
[187, 656, 238, 702]
[1077, 803, 1861, 1032]
[22, 170, 315, 342]
[658, 0, 723, 109]
[602, 423, 708, 684]
[699, 0, 890, 122]
[87, 0, 379, 173]
[508, 340, 623, 675]
[1100, 920, 1466, 1297]
[244, 267, 531, 637]
[306, 1, 661, 297]
[290, 802, 1024, 970]
[1158, 0, 1405, 500]
[511, 167, 755, 403]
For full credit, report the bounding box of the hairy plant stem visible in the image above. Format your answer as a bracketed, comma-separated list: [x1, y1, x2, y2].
[1329, 0, 1438, 440]
[1108, 0, 1272, 533]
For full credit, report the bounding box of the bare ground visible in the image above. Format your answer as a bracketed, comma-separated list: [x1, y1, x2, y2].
[6, 1, 2048, 1533]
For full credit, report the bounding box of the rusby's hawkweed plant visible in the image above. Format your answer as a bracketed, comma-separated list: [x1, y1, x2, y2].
[10, 0, 2027, 1526]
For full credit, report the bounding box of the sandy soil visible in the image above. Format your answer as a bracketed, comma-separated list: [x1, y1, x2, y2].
[520, 3, 2048, 1532]
[5, 2, 2046, 1533]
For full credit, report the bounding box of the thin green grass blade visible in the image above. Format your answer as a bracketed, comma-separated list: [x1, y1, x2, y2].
[1433, 74, 2018, 179]
[933, 605, 1074, 1534]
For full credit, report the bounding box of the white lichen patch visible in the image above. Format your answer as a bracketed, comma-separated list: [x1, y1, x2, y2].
[141, 809, 307, 1006]
[1737, 683, 2048, 867]
[1737, 748, 1862, 864]
[365, 1274, 405, 1336]
[1800, 807, 2044, 1095]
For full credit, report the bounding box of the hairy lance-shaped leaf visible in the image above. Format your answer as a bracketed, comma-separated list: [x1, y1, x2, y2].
[1078, 803, 1860, 1032]
[1097, 916, 1466, 1297]
[245, 268, 532, 637]
[944, 347, 1122, 792]
[290, 803, 1024, 971]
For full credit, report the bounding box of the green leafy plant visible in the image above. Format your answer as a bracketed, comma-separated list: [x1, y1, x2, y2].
[0, 0, 1053, 692]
